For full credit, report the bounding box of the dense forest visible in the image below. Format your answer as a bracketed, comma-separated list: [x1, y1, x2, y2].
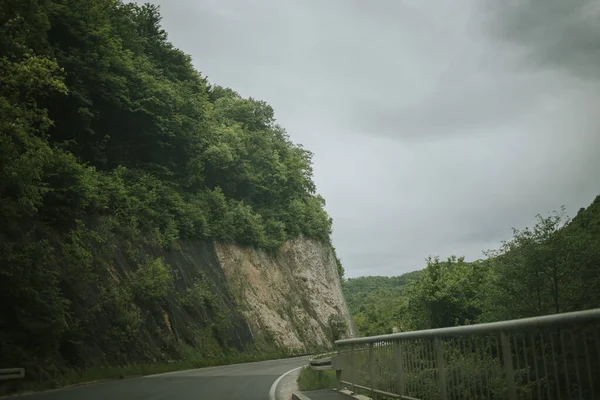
[0, 0, 341, 388]
[343, 197, 600, 336]
[342, 271, 423, 336]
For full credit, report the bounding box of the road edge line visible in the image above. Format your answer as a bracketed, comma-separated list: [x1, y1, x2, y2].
[268, 365, 305, 400]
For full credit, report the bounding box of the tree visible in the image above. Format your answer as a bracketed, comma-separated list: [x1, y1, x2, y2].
[481, 204, 600, 321]
[405, 256, 486, 330]
[480, 209, 570, 321]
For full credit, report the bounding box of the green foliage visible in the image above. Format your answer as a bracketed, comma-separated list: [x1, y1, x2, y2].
[330, 238, 345, 279]
[178, 278, 215, 310]
[1, 0, 331, 248]
[131, 257, 174, 303]
[0, 0, 338, 391]
[297, 367, 338, 391]
[345, 197, 600, 337]
[222, 200, 268, 246]
[405, 256, 486, 330]
[106, 285, 143, 340]
[480, 204, 600, 321]
[342, 271, 423, 336]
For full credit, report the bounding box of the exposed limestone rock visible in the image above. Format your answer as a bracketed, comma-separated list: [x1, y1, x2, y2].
[216, 237, 355, 350]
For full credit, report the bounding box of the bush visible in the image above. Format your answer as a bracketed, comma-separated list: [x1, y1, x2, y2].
[327, 314, 348, 343]
[178, 278, 215, 310]
[131, 257, 174, 303]
[297, 367, 338, 391]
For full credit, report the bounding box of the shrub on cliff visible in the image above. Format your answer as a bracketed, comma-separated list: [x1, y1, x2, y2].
[327, 314, 348, 343]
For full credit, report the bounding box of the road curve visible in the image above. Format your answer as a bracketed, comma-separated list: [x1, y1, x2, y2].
[5, 356, 310, 400]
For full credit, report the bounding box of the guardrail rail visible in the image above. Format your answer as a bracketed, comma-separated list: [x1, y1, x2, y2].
[334, 309, 600, 400]
[0, 368, 25, 381]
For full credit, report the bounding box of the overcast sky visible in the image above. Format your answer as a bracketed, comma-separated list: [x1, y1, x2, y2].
[144, 0, 600, 278]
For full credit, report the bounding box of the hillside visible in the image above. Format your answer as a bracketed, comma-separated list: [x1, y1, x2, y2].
[342, 271, 423, 336]
[343, 195, 600, 336]
[0, 0, 351, 390]
[569, 194, 600, 235]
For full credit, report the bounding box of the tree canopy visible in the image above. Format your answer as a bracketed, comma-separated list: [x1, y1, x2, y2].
[1, 0, 333, 251]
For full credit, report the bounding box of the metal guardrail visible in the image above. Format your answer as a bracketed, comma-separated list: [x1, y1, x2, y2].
[334, 309, 600, 400]
[0, 368, 25, 380]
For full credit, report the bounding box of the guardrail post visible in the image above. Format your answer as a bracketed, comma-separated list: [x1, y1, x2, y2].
[435, 337, 448, 400]
[394, 340, 405, 397]
[350, 344, 356, 393]
[369, 343, 377, 400]
[333, 351, 342, 390]
[500, 332, 517, 400]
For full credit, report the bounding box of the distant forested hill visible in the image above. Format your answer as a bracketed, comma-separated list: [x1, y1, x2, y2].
[342, 271, 424, 336]
[343, 195, 600, 336]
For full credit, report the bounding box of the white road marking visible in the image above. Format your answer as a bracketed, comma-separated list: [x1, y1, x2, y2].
[268, 365, 305, 400]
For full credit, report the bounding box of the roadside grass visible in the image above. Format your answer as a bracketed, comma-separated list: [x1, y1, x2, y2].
[297, 367, 337, 391]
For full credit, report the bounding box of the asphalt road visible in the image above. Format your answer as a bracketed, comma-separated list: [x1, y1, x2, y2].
[5, 356, 310, 400]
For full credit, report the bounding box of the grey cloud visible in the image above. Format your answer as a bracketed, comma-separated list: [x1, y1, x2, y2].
[482, 0, 600, 80]
[144, 0, 600, 278]
[350, 71, 547, 139]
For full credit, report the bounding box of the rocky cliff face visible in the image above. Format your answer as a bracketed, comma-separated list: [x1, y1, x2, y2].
[216, 238, 355, 351]
[126, 237, 354, 360]
[0, 232, 351, 390]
